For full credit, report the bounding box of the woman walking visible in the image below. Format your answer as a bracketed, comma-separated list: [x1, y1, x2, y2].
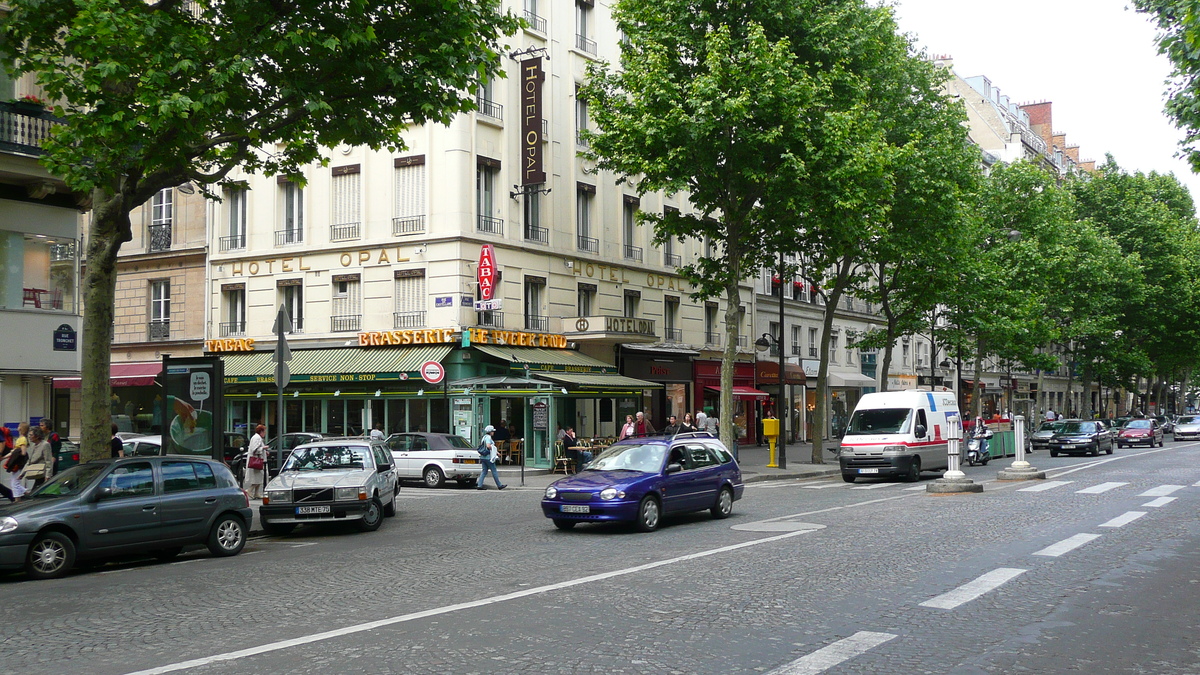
[243, 424, 267, 499]
[24, 426, 54, 491]
[475, 424, 506, 490]
[617, 415, 635, 441]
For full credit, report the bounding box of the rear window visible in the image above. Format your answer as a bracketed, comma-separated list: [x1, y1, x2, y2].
[441, 435, 474, 449]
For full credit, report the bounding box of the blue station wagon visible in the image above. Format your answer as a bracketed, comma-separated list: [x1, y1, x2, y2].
[540, 433, 744, 532]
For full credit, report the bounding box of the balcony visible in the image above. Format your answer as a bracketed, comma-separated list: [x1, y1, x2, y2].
[524, 225, 549, 244]
[664, 253, 682, 268]
[218, 234, 246, 252]
[577, 235, 598, 253]
[525, 315, 549, 332]
[288, 318, 304, 334]
[0, 102, 63, 156]
[393, 311, 426, 329]
[477, 216, 504, 235]
[149, 320, 170, 342]
[476, 96, 503, 120]
[330, 222, 360, 242]
[275, 229, 303, 246]
[219, 321, 245, 337]
[623, 244, 643, 262]
[392, 215, 425, 236]
[576, 130, 589, 148]
[791, 344, 803, 356]
[705, 332, 722, 347]
[576, 34, 597, 55]
[477, 311, 504, 328]
[523, 9, 547, 33]
[665, 328, 682, 342]
[331, 315, 361, 332]
[809, 347, 819, 358]
[148, 223, 172, 252]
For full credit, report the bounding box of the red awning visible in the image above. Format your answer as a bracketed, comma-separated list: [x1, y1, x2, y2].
[705, 385, 772, 399]
[53, 362, 162, 389]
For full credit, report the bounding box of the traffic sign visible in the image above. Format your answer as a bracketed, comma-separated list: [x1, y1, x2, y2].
[420, 361, 445, 384]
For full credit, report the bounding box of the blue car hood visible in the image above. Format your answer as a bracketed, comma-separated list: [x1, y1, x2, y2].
[551, 470, 656, 491]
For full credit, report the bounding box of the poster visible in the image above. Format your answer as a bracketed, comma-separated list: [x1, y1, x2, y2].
[161, 356, 225, 460]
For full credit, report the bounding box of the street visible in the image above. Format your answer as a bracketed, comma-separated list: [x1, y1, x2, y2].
[4, 442, 1200, 674]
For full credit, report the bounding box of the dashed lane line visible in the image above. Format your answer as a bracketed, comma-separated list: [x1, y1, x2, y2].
[1018, 480, 1074, 492]
[1076, 482, 1128, 494]
[1033, 533, 1101, 557]
[1099, 511, 1147, 528]
[800, 483, 844, 489]
[1139, 485, 1185, 497]
[849, 482, 900, 490]
[1143, 497, 1177, 508]
[919, 568, 1027, 610]
[766, 631, 898, 675]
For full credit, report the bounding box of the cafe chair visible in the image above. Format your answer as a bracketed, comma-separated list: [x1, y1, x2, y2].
[508, 439, 523, 465]
[553, 440, 574, 475]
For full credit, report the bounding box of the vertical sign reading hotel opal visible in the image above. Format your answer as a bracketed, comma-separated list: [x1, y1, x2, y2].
[520, 57, 545, 185]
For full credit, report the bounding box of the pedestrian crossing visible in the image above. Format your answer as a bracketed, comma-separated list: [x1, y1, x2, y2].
[762, 478, 1198, 498]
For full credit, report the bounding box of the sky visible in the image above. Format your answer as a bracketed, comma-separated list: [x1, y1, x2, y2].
[889, 0, 1200, 204]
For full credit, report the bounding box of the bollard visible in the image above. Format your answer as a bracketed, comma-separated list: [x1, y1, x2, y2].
[997, 414, 1045, 481]
[928, 412, 982, 493]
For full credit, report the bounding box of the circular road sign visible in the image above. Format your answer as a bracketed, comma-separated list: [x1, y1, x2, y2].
[420, 361, 445, 384]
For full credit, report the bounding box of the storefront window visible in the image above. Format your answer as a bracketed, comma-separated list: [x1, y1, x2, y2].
[0, 232, 77, 312]
[409, 398, 428, 432]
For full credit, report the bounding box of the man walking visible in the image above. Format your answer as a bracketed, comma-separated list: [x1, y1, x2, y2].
[662, 415, 684, 435]
[476, 424, 506, 490]
[634, 411, 656, 438]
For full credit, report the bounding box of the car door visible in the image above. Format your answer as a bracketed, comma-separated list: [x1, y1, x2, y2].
[684, 444, 724, 510]
[371, 445, 397, 497]
[80, 461, 162, 552]
[158, 460, 221, 542]
[660, 445, 695, 513]
[388, 434, 415, 477]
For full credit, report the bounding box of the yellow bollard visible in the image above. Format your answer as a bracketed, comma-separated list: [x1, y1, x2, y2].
[762, 418, 780, 468]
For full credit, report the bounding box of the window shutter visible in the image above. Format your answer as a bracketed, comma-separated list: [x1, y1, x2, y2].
[394, 275, 426, 313]
[332, 172, 361, 226]
[394, 163, 426, 218]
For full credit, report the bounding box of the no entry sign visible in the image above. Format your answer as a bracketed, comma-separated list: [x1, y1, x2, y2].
[420, 361, 445, 384]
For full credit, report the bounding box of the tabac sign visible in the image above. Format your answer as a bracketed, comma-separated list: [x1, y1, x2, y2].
[520, 57, 546, 185]
[478, 244, 497, 301]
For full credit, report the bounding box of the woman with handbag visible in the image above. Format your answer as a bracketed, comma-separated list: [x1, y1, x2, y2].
[242, 424, 267, 499]
[4, 437, 26, 501]
[23, 426, 53, 491]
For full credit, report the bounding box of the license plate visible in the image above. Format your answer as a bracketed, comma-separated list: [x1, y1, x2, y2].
[463, 458, 478, 464]
[560, 505, 590, 513]
[858, 468, 879, 474]
[296, 505, 330, 515]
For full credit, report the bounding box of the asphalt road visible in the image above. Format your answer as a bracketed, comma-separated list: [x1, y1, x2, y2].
[4, 440, 1200, 674]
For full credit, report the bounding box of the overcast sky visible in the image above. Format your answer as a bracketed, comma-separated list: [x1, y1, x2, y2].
[890, 0, 1200, 205]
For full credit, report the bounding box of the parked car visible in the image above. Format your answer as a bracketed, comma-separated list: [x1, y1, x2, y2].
[230, 432, 326, 483]
[541, 432, 743, 532]
[1029, 421, 1064, 452]
[55, 440, 82, 472]
[1117, 418, 1164, 448]
[1154, 415, 1175, 434]
[384, 432, 483, 488]
[122, 435, 162, 457]
[259, 439, 399, 535]
[0, 456, 251, 579]
[1173, 415, 1200, 441]
[1048, 420, 1114, 457]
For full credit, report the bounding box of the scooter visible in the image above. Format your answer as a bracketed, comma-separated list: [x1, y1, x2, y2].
[965, 430, 993, 466]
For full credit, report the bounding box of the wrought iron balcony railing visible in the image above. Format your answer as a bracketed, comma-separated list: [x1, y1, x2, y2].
[148, 223, 172, 252]
[149, 320, 170, 341]
[477, 216, 504, 235]
[218, 234, 246, 252]
[392, 215, 425, 236]
[330, 222, 360, 242]
[219, 321, 245, 337]
[393, 311, 426, 329]
[331, 315, 361, 332]
[577, 235, 598, 253]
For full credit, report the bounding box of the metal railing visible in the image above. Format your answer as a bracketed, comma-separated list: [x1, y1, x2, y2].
[219, 321, 245, 337]
[576, 130, 589, 147]
[289, 318, 304, 334]
[477, 216, 504, 235]
[809, 347, 819, 358]
[392, 215, 425, 235]
[623, 244, 643, 262]
[149, 320, 170, 341]
[791, 344, 803, 356]
[664, 253, 682, 268]
[525, 315, 549, 332]
[476, 96, 503, 120]
[477, 311, 504, 328]
[705, 332, 722, 346]
[393, 311, 426, 329]
[148, 223, 172, 252]
[523, 9, 547, 32]
[576, 34, 597, 54]
[524, 225, 548, 244]
[577, 235, 598, 253]
[665, 328, 682, 342]
[331, 315, 361, 332]
[275, 229, 303, 246]
[0, 102, 63, 156]
[330, 222, 360, 241]
[218, 234, 246, 252]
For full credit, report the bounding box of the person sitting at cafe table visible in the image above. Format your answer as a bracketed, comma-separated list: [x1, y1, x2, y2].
[493, 421, 511, 443]
[563, 427, 592, 468]
[663, 415, 685, 436]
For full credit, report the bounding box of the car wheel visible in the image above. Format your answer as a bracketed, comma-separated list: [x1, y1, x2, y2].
[357, 498, 383, 532]
[903, 457, 921, 483]
[383, 496, 396, 517]
[553, 519, 577, 530]
[423, 466, 446, 489]
[25, 532, 75, 580]
[842, 473, 856, 483]
[1106, 442, 1113, 455]
[207, 514, 247, 557]
[711, 486, 734, 519]
[1117, 443, 1125, 449]
[635, 495, 661, 532]
[262, 521, 295, 536]
[154, 547, 184, 561]
[1090, 444, 1100, 457]
[1050, 450, 1058, 458]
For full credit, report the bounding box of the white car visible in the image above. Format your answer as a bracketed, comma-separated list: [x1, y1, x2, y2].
[260, 439, 399, 535]
[1174, 415, 1200, 441]
[384, 432, 483, 488]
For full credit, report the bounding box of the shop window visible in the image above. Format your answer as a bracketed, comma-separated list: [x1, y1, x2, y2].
[0, 233, 77, 312]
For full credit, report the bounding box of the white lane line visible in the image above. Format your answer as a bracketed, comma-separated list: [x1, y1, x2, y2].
[1033, 533, 1101, 557]
[801, 483, 843, 489]
[903, 485, 928, 491]
[124, 527, 821, 675]
[850, 483, 899, 490]
[767, 631, 897, 675]
[1139, 485, 1185, 497]
[1099, 511, 1147, 528]
[1076, 482, 1128, 494]
[1193, 480, 1200, 487]
[919, 568, 1027, 610]
[1018, 480, 1074, 492]
[1143, 497, 1176, 508]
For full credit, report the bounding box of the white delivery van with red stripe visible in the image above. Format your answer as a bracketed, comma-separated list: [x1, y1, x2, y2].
[837, 389, 960, 483]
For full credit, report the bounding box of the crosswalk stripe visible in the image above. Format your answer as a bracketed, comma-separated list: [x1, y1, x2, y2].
[1142, 497, 1176, 508]
[920, 568, 1027, 610]
[902, 485, 928, 491]
[767, 631, 897, 675]
[1076, 482, 1128, 494]
[1033, 533, 1101, 557]
[801, 483, 843, 489]
[1099, 511, 1147, 528]
[1139, 485, 1185, 497]
[1018, 480, 1073, 492]
[850, 483, 899, 490]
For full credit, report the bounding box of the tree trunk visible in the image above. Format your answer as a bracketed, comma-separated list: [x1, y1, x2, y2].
[811, 259, 854, 463]
[1081, 363, 1095, 419]
[1065, 358, 1075, 418]
[972, 336, 984, 419]
[80, 189, 133, 461]
[877, 314, 897, 392]
[720, 270, 742, 453]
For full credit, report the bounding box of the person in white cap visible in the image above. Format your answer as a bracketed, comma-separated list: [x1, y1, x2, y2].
[476, 424, 506, 490]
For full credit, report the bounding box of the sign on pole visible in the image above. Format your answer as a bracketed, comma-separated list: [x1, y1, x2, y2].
[477, 245, 497, 301]
[420, 361, 445, 384]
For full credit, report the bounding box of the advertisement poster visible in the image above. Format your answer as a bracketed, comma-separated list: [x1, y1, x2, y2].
[161, 356, 225, 460]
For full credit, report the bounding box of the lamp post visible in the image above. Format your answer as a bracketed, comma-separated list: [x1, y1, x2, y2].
[755, 251, 788, 468]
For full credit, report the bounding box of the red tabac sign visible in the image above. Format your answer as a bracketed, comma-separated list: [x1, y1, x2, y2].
[478, 244, 497, 300]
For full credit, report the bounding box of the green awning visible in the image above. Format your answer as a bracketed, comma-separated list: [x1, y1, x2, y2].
[537, 372, 663, 389]
[221, 345, 452, 384]
[472, 345, 617, 373]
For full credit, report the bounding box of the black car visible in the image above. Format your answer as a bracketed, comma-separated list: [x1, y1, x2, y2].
[1048, 420, 1114, 457]
[0, 456, 251, 579]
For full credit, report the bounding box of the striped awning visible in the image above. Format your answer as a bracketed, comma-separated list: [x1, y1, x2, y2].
[473, 345, 617, 373]
[538, 372, 663, 389]
[221, 345, 451, 384]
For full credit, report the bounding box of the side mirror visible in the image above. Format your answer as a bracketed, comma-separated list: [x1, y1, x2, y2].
[665, 462, 683, 474]
[93, 487, 113, 501]
[377, 464, 391, 473]
[915, 425, 927, 439]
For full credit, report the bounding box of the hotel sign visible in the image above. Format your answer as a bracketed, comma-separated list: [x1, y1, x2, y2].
[520, 57, 546, 185]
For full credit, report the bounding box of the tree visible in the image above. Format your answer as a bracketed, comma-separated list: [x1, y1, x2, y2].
[1134, 0, 1200, 170]
[1, 0, 520, 458]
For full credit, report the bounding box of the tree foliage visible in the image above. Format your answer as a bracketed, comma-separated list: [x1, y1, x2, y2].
[1134, 0, 1200, 170]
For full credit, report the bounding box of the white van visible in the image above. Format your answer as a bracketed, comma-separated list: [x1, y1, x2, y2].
[837, 389, 960, 483]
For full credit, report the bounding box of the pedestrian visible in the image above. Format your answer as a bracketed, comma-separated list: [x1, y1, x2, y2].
[1044, 408, 1056, 422]
[40, 418, 62, 456]
[634, 411, 655, 437]
[682, 413, 696, 432]
[493, 420, 511, 443]
[14, 421, 29, 456]
[703, 408, 719, 435]
[695, 410, 707, 433]
[110, 422, 125, 458]
[243, 424, 267, 499]
[662, 415, 684, 435]
[369, 421, 385, 441]
[617, 415, 635, 441]
[476, 424, 506, 490]
[23, 426, 54, 491]
[3, 433, 27, 501]
[0, 427, 14, 502]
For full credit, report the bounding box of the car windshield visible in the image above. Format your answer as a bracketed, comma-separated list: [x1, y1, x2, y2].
[29, 463, 107, 498]
[1059, 422, 1095, 434]
[845, 409, 912, 435]
[1125, 420, 1152, 429]
[586, 443, 667, 473]
[441, 435, 474, 449]
[282, 446, 370, 471]
[1178, 416, 1197, 425]
[1037, 422, 1063, 432]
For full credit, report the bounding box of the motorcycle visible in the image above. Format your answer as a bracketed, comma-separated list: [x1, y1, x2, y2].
[965, 430, 993, 466]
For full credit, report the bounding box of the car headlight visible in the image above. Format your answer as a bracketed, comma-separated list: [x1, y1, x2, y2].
[0, 516, 17, 534]
[839, 447, 854, 456]
[266, 490, 290, 504]
[336, 487, 367, 501]
[882, 445, 906, 454]
[599, 487, 625, 500]
[544, 486, 557, 499]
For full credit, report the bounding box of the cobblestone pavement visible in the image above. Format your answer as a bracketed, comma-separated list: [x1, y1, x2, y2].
[3, 443, 1200, 674]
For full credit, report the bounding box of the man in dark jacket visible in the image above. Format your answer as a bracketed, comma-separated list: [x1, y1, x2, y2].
[634, 411, 656, 437]
[662, 415, 684, 435]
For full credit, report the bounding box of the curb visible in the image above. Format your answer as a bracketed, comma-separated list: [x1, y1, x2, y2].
[742, 467, 841, 483]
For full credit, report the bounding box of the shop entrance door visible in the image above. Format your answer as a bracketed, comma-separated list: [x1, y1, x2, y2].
[526, 396, 551, 468]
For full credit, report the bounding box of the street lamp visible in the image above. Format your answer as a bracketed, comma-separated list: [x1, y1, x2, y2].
[755, 330, 787, 469]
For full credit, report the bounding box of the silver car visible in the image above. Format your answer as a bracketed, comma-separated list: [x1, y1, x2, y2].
[1173, 415, 1200, 441]
[1029, 421, 1063, 452]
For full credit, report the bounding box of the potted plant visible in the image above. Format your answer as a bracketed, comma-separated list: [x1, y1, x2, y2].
[10, 94, 47, 111]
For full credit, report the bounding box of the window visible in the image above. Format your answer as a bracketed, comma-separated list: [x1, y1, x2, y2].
[768, 321, 780, 357]
[576, 83, 589, 146]
[278, 282, 304, 333]
[100, 462, 155, 498]
[162, 461, 204, 492]
[332, 277, 362, 332]
[477, 162, 502, 234]
[149, 188, 173, 252]
[809, 328, 818, 358]
[477, 78, 502, 118]
[523, 189, 546, 243]
[279, 182, 304, 245]
[664, 297, 680, 341]
[575, 0, 596, 54]
[576, 185, 596, 252]
[830, 333, 839, 362]
[331, 169, 361, 241]
[393, 157, 427, 235]
[791, 325, 802, 356]
[525, 277, 546, 331]
[523, 0, 546, 32]
[221, 187, 247, 251]
[846, 338, 854, 365]
[622, 198, 641, 261]
[705, 304, 720, 345]
[222, 287, 245, 336]
[623, 290, 640, 318]
[150, 280, 170, 341]
[394, 272, 426, 328]
[663, 207, 681, 267]
[577, 284, 595, 316]
[902, 342, 910, 367]
[685, 444, 718, 469]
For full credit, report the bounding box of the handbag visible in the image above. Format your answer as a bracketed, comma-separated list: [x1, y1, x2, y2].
[247, 455, 264, 470]
[477, 442, 490, 458]
[23, 462, 46, 480]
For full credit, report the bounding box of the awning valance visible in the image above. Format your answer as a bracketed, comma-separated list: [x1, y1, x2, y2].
[828, 372, 877, 388]
[53, 362, 161, 389]
[705, 385, 771, 399]
[539, 372, 663, 390]
[221, 345, 451, 384]
[473, 345, 617, 373]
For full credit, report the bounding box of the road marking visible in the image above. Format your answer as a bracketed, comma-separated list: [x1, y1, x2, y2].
[1193, 480, 1200, 487]
[1018, 480, 1073, 492]
[767, 631, 897, 675]
[1043, 444, 1188, 480]
[1099, 511, 1147, 528]
[850, 483, 899, 490]
[1139, 485, 1184, 497]
[902, 485, 928, 491]
[801, 483, 843, 489]
[1076, 482, 1128, 494]
[919, 568, 1027, 610]
[124, 527, 822, 675]
[1143, 497, 1176, 508]
[1033, 533, 1101, 557]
